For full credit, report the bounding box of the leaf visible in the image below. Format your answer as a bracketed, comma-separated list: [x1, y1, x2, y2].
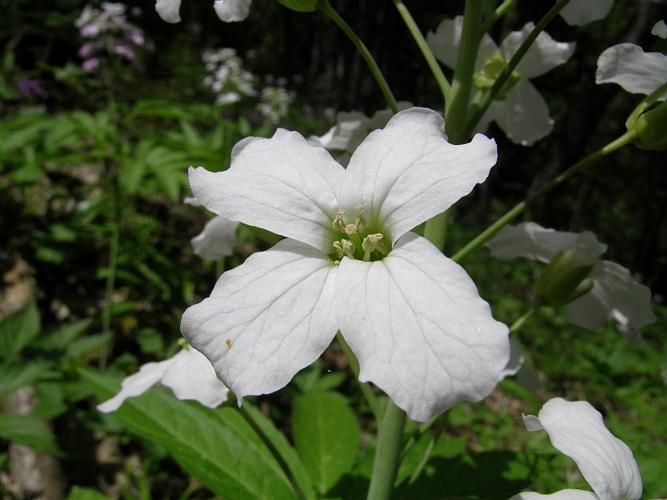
[0, 414, 60, 455]
[80, 369, 300, 500]
[67, 486, 108, 500]
[40, 319, 93, 351]
[65, 333, 112, 360]
[0, 301, 41, 361]
[292, 391, 360, 494]
[0, 362, 52, 398]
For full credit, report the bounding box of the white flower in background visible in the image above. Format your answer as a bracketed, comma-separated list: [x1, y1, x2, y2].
[559, 0, 614, 26]
[486, 223, 656, 334]
[185, 197, 238, 260]
[181, 108, 510, 422]
[427, 17, 575, 146]
[98, 347, 229, 412]
[155, 0, 251, 24]
[257, 86, 295, 124]
[309, 102, 412, 164]
[202, 48, 256, 106]
[596, 30, 667, 96]
[652, 20, 667, 39]
[511, 398, 642, 500]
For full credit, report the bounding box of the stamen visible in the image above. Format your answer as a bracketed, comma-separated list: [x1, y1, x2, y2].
[344, 223, 358, 236]
[355, 205, 367, 230]
[332, 210, 346, 232]
[333, 239, 355, 259]
[362, 233, 384, 261]
[178, 338, 191, 350]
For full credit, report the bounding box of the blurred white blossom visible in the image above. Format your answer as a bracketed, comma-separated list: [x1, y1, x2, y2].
[559, 0, 614, 26]
[202, 48, 256, 106]
[257, 86, 295, 124]
[156, 0, 251, 24]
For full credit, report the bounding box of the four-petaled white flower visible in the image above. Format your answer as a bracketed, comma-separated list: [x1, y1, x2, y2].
[427, 17, 575, 146]
[155, 0, 251, 24]
[560, 0, 614, 26]
[486, 222, 656, 334]
[98, 347, 229, 412]
[181, 107, 510, 422]
[511, 397, 642, 500]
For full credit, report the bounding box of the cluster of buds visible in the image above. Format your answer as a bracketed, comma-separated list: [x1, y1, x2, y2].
[202, 48, 256, 106]
[75, 2, 147, 73]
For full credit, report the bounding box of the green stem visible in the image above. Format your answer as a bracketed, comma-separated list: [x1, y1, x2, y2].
[480, 0, 517, 34]
[445, 0, 483, 143]
[463, 0, 569, 137]
[337, 333, 383, 421]
[510, 307, 535, 332]
[366, 400, 407, 500]
[320, 0, 398, 113]
[100, 173, 120, 369]
[423, 212, 449, 251]
[393, 0, 450, 100]
[452, 130, 637, 263]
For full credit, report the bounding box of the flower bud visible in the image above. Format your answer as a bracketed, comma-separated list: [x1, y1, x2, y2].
[278, 0, 319, 12]
[533, 250, 595, 307]
[626, 100, 667, 151]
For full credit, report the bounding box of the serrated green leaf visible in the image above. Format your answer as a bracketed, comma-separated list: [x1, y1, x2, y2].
[292, 391, 360, 494]
[0, 414, 60, 455]
[0, 301, 41, 361]
[80, 369, 299, 499]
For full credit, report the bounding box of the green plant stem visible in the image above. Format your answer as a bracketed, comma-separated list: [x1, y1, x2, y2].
[480, 0, 517, 34]
[100, 174, 120, 369]
[393, 0, 450, 100]
[452, 129, 637, 263]
[320, 0, 398, 113]
[510, 307, 536, 333]
[463, 0, 569, 137]
[336, 333, 382, 421]
[366, 400, 407, 500]
[445, 0, 483, 143]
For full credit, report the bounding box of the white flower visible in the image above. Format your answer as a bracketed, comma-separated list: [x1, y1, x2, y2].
[596, 43, 667, 96]
[257, 86, 295, 124]
[652, 20, 667, 39]
[560, 0, 614, 26]
[191, 216, 238, 260]
[155, 0, 251, 24]
[486, 223, 656, 334]
[97, 348, 229, 412]
[181, 107, 510, 422]
[427, 17, 575, 146]
[512, 397, 642, 500]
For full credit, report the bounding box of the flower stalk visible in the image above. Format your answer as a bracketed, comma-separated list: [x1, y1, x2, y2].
[366, 400, 407, 500]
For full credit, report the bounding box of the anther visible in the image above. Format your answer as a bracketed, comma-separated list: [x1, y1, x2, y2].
[362, 233, 384, 261]
[332, 210, 346, 232]
[333, 239, 355, 259]
[344, 223, 358, 236]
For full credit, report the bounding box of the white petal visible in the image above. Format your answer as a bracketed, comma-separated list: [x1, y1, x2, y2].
[213, 0, 251, 22]
[493, 80, 554, 146]
[191, 216, 238, 261]
[313, 111, 369, 152]
[510, 490, 598, 500]
[500, 24, 575, 79]
[336, 233, 509, 422]
[339, 108, 497, 243]
[188, 129, 345, 252]
[181, 239, 338, 399]
[652, 20, 667, 39]
[97, 359, 171, 412]
[560, 0, 613, 26]
[566, 261, 656, 332]
[155, 0, 181, 23]
[501, 337, 525, 378]
[426, 16, 499, 71]
[528, 398, 642, 500]
[161, 349, 229, 408]
[596, 43, 667, 95]
[486, 223, 607, 263]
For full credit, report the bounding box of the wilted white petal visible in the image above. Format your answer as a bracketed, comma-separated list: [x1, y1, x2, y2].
[340, 108, 497, 243]
[596, 43, 667, 95]
[510, 490, 598, 500]
[486, 223, 607, 263]
[336, 232, 509, 422]
[493, 80, 554, 146]
[213, 0, 251, 22]
[566, 261, 656, 332]
[188, 129, 345, 252]
[525, 398, 642, 500]
[181, 239, 338, 400]
[500, 23, 576, 79]
[191, 216, 238, 261]
[155, 0, 181, 23]
[652, 20, 667, 39]
[161, 349, 229, 408]
[98, 360, 170, 412]
[560, 0, 613, 26]
[427, 16, 498, 71]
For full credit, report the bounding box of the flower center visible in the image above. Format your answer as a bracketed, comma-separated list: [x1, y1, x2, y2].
[329, 206, 391, 263]
[473, 52, 521, 100]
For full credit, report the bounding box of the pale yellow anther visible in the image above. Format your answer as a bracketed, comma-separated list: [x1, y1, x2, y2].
[355, 205, 367, 230]
[225, 337, 232, 350]
[344, 223, 358, 236]
[362, 233, 384, 261]
[333, 239, 354, 259]
[332, 210, 347, 232]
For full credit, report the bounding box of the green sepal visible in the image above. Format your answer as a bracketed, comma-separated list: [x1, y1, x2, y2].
[626, 100, 667, 151]
[534, 250, 595, 307]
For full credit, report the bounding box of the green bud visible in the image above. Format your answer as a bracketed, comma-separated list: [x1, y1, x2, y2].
[472, 52, 521, 99]
[534, 250, 595, 307]
[626, 100, 667, 151]
[278, 0, 319, 12]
